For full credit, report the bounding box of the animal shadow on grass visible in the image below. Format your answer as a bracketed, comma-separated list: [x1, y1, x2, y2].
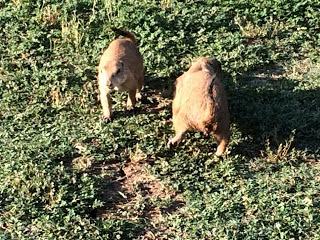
[229, 66, 320, 158]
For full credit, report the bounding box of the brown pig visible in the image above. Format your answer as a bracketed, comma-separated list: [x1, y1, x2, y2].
[167, 57, 230, 156]
[98, 28, 144, 122]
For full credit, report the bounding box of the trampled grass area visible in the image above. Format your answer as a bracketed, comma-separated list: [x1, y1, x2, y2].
[0, 0, 320, 239]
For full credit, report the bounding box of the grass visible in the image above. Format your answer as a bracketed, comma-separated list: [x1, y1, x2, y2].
[0, 0, 320, 239]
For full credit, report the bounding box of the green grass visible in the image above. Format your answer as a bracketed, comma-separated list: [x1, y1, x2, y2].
[0, 0, 320, 239]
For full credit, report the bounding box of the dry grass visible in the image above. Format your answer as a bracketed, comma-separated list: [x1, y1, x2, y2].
[61, 16, 83, 50]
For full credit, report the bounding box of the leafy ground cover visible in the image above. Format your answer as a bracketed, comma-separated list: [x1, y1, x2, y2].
[0, 0, 320, 239]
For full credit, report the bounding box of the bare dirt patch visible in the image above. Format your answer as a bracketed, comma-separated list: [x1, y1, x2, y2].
[97, 146, 184, 239]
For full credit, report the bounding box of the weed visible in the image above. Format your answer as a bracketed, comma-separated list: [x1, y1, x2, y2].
[262, 132, 295, 164]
